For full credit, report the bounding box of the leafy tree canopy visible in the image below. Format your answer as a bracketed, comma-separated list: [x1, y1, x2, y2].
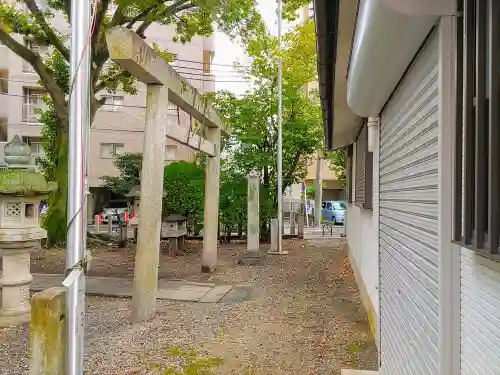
[101, 152, 143, 196]
[211, 19, 323, 203]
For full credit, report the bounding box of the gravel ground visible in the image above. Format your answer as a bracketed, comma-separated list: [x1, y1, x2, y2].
[0, 239, 378, 375]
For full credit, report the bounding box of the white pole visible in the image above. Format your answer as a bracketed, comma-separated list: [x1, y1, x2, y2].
[304, 182, 310, 227]
[277, 0, 284, 253]
[64, 0, 91, 373]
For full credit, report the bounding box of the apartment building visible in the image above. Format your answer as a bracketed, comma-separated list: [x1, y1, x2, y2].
[0, 1, 215, 216]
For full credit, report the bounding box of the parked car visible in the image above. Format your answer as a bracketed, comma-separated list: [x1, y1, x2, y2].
[322, 200, 346, 225]
[100, 200, 128, 224]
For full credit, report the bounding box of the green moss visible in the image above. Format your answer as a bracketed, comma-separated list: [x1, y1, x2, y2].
[29, 289, 65, 375]
[0, 169, 57, 196]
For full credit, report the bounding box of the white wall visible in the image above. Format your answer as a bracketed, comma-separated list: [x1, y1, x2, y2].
[346, 136, 380, 341]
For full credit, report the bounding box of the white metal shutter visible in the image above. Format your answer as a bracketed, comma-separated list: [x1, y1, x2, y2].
[460, 248, 500, 375]
[379, 31, 439, 375]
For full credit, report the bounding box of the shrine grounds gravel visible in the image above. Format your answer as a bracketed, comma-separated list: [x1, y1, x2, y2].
[0, 239, 377, 375]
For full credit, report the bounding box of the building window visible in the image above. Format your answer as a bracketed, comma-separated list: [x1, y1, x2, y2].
[453, 0, 500, 255]
[101, 95, 124, 112]
[165, 145, 177, 160]
[345, 145, 353, 203]
[23, 39, 45, 73]
[203, 50, 213, 73]
[100, 143, 124, 159]
[24, 137, 44, 166]
[22, 88, 45, 123]
[354, 121, 373, 209]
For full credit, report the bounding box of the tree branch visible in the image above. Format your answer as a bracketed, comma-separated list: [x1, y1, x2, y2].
[0, 28, 68, 126]
[92, 0, 111, 54]
[24, 0, 70, 61]
[136, 1, 193, 38]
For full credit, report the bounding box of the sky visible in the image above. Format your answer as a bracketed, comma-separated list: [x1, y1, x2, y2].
[212, 1, 279, 96]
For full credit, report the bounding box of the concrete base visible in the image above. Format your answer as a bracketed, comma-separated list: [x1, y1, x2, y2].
[267, 251, 289, 255]
[237, 250, 266, 266]
[341, 371, 378, 375]
[0, 312, 30, 327]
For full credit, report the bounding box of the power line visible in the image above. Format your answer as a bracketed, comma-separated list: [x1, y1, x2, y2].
[0, 75, 250, 84]
[174, 65, 249, 74]
[173, 57, 250, 68]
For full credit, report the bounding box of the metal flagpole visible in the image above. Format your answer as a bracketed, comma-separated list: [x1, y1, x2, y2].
[276, 0, 285, 254]
[64, 0, 91, 373]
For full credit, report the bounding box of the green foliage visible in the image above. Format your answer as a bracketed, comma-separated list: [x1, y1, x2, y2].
[219, 169, 247, 235]
[101, 152, 143, 196]
[163, 161, 205, 227]
[163, 347, 224, 375]
[325, 150, 346, 187]
[212, 19, 323, 206]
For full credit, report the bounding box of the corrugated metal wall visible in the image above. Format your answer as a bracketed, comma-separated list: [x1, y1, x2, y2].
[379, 31, 439, 375]
[461, 247, 500, 374]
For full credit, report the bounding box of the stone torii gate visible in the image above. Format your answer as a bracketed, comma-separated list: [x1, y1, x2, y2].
[106, 27, 230, 321]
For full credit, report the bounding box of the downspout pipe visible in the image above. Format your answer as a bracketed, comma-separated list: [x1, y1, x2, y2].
[367, 117, 379, 152]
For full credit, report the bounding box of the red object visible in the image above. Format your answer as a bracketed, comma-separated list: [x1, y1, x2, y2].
[124, 211, 130, 225]
[97, 214, 102, 225]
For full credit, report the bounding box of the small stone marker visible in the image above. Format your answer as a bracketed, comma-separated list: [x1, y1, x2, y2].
[270, 218, 278, 251]
[29, 287, 65, 375]
[94, 214, 100, 233]
[238, 172, 266, 266]
[297, 215, 305, 239]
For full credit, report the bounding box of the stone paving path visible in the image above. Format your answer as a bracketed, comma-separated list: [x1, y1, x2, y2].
[30, 274, 251, 303]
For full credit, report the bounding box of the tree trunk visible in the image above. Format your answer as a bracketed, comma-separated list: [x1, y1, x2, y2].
[44, 130, 69, 246]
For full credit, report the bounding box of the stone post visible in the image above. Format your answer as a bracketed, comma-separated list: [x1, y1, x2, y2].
[290, 212, 296, 235]
[108, 219, 113, 235]
[131, 85, 168, 322]
[247, 172, 260, 252]
[94, 214, 100, 233]
[0, 136, 57, 327]
[297, 214, 305, 239]
[270, 218, 278, 251]
[29, 288, 65, 375]
[202, 127, 221, 273]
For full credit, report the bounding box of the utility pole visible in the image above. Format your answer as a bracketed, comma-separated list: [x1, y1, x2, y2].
[315, 152, 323, 227]
[64, 0, 91, 373]
[272, 0, 287, 255]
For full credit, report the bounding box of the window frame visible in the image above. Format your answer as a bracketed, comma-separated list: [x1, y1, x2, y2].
[101, 95, 124, 112]
[453, 0, 500, 257]
[100, 143, 124, 159]
[354, 121, 373, 210]
[22, 88, 46, 124]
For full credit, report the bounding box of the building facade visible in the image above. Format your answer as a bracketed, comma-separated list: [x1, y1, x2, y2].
[315, 0, 500, 374]
[0, 0, 215, 216]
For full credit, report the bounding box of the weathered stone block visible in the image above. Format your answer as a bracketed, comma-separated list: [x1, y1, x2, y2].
[29, 287, 65, 375]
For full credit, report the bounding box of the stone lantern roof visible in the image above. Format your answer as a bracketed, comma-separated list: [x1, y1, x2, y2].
[0, 136, 57, 196]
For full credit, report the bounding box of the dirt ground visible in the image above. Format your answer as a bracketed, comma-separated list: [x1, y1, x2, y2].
[1, 239, 378, 375]
[31, 239, 258, 282]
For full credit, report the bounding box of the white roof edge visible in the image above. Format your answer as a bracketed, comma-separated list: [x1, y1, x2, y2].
[346, 0, 438, 117]
[381, 0, 457, 16]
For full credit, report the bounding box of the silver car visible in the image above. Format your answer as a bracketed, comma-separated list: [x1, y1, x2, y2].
[100, 201, 128, 224]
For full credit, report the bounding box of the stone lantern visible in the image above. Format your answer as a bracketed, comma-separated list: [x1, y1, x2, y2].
[162, 214, 187, 256]
[0, 136, 57, 327]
